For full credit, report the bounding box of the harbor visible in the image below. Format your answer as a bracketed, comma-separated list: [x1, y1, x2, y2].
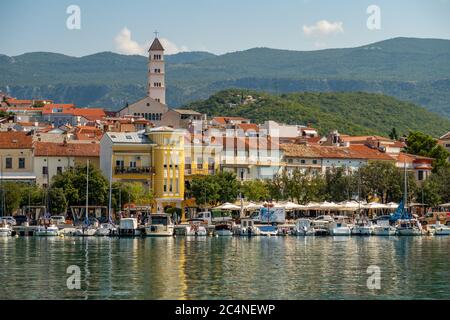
[0, 236, 448, 300]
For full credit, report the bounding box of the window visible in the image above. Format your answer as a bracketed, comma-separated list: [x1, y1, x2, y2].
[42, 166, 48, 175]
[5, 157, 12, 169]
[301, 159, 306, 164]
[116, 160, 124, 167]
[288, 159, 293, 164]
[18, 158, 25, 169]
[129, 161, 136, 168]
[155, 98, 160, 103]
[57, 167, 63, 174]
[418, 170, 424, 181]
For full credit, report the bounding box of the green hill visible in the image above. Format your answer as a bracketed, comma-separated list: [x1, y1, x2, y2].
[184, 89, 450, 137]
[1, 37, 450, 117]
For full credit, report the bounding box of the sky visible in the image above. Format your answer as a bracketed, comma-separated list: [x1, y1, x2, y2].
[1, 0, 449, 57]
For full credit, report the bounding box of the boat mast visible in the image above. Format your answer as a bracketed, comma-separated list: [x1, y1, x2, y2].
[85, 159, 89, 224]
[108, 156, 113, 224]
[403, 161, 408, 217]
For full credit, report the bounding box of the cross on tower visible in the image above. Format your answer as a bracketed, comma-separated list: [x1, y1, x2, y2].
[154, 30, 159, 38]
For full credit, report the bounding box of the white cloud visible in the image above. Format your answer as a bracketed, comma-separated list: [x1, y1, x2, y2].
[302, 20, 344, 38]
[114, 27, 145, 55]
[114, 27, 189, 56]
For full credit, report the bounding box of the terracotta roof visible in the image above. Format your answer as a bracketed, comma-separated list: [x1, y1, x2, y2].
[281, 143, 395, 161]
[34, 142, 99, 157]
[42, 104, 75, 115]
[237, 123, 259, 132]
[0, 132, 33, 149]
[149, 38, 164, 51]
[212, 117, 250, 125]
[71, 108, 106, 120]
[393, 152, 434, 164]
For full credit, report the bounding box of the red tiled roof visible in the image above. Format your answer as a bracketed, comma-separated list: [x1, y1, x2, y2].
[71, 108, 106, 120]
[34, 142, 99, 157]
[212, 116, 249, 124]
[281, 143, 395, 161]
[237, 123, 259, 132]
[42, 104, 75, 115]
[0, 132, 33, 149]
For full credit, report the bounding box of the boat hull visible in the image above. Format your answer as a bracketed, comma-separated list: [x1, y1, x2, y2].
[215, 229, 233, 236]
[351, 227, 373, 236]
[396, 228, 422, 236]
[330, 227, 351, 236]
[0, 228, 12, 237]
[373, 227, 396, 236]
[144, 225, 174, 237]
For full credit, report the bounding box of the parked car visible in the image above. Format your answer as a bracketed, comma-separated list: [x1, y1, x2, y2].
[50, 216, 66, 225]
[0, 216, 17, 226]
[13, 215, 29, 226]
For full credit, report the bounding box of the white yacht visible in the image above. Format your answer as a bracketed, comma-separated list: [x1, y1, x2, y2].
[144, 214, 174, 237]
[257, 224, 278, 236]
[328, 217, 352, 236]
[118, 218, 141, 236]
[396, 218, 423, 236]
[351, 220, 374, 236]
[184, 219, 207, 236]
[292, 219, 315, 236]
[35, 224, 59, 236]
[214, 222, 233, 236]
[372, 220, 397, 236]
[238, 218, 261, 236]
[0, 223, 12, 237]
[429, 222, 450, 236]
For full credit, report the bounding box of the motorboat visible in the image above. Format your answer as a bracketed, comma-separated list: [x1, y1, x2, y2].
[238, 218, 261, 236]
[429, 222, 450, 236]
[292, 219, 315, 236]
[372, 220, 396, 236]
[95, 223, 117, 236]
[328, 217, 351, 236]
[396, 218, 423, 236]
[257, 224, 278, 236]
[0, 223, 12, 237]
[73, 225, 98, 237]
[144, 214, 174, 237]
[118, 218, 141, 236]
[185, 219, 207, 236]
[351, 220, 374, 236]
[35, 224, 59, 236]
[214, 222, 233, 236]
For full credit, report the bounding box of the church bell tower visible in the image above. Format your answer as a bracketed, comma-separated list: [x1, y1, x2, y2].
[147, 32, 166, 105]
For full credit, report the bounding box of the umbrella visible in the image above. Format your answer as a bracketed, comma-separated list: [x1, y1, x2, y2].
[439, 203, 450, 208]
[214, 202, 241, 210]
[319, 201, 340, 210]
[283, 201, 305, 210]
[243, 202, 263, 210]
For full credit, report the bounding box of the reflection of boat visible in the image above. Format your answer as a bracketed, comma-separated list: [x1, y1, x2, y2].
[0, 224, 12, 237]
[95, 223, 117, 236]
[185, 219, 207, 236]
[214, 222, 233, 236]
[292, 219, 315, 236]
[373, 220, 396, 236]
[144, 214, 174, 237]
[238, 218, 261, 236]
[35, 224, 59, 236]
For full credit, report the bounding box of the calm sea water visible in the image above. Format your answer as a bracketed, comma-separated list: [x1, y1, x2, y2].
[0, 236, 448, 300]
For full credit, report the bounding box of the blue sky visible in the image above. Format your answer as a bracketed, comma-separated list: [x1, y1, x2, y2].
[1, 0, 449, 56]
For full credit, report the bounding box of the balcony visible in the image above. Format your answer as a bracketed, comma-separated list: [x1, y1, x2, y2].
[114, 166, 152, 175]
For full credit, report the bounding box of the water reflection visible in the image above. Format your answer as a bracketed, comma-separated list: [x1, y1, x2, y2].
[0, 237, 448, 299]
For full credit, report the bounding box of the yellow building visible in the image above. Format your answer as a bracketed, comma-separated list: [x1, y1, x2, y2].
[100, 126, 185, 212]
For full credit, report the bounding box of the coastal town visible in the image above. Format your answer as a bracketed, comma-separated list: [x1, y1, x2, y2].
[0, 37, 449, 238]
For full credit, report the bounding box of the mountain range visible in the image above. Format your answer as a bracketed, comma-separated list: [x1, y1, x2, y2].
[0, 37, 450, 119]
[185, 89, 450, 137]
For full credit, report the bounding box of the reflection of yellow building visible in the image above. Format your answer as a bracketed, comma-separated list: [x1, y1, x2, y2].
[100, 126, 185, 212]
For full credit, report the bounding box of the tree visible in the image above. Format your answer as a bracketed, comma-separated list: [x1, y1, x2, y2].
[51, 164, 109, 207]
[48, 188, 68, 214]
[2, 182, 23, 215]
[112, 182, 153, 210]
[420, 166, 450, 206]
[240, 180, 269, 201]
[405, 131, 450, 171]
[389, 127, 399, 140]
[323, 167, 357, 202]
[190, 172, 239, 208]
